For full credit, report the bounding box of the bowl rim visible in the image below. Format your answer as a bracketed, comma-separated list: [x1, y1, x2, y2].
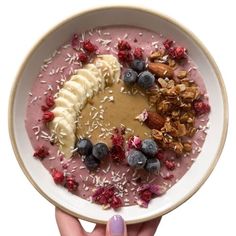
[8, 5, 228, 224]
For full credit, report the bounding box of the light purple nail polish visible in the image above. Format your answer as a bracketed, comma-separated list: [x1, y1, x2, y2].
[109, 215, 125, 236]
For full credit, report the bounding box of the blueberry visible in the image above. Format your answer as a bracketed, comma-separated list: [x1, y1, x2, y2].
[145, 158, 161, 173]
[92, 143, 109, 160]
[84, 154, 100, 170]
[76, 138, 93, 156]
[141, 139, 158, 157]
[127, 149, 147, 169]
[137, 71, 155, 89]
[123, 69, 138, 86]
[131, 59, 146, 73]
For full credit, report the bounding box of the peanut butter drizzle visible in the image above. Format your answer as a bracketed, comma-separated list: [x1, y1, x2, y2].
[76, 82, 151, 145]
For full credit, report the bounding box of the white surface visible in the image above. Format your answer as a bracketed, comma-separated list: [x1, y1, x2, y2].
[0, 0, 235, 235]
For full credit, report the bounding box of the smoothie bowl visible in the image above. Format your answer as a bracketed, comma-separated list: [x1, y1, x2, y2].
[9, 6, 228, 224]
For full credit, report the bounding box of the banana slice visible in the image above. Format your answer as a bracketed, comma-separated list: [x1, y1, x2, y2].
[98, 54, 121, 82]
[49, 55, 121, 158]
[59, 88, 78, 105]
[52, 107, 76, 131]
[94, 58, 114, 85]
[70, 74, 94, 98]
[84, 64, 105, 89]
[76, 69, 100, 92]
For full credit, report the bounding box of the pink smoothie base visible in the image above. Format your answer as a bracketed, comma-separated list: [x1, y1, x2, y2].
[25, 26, 209, 207]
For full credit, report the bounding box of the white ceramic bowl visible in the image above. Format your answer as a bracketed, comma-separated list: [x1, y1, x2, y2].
[8, 6, 228, 224]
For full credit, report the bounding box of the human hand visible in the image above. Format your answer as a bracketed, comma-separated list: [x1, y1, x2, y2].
[56, 208, 161, 236]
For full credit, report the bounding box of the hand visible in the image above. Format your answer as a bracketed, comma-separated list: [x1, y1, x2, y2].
[56, 208, 161, 236]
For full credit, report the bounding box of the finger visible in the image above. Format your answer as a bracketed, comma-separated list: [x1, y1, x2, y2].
[106, 215, 127, 236]
[55, 208, 85, 236]
[91, 224, 106, 236]
[127, 223, 142, 236]
[138, 217, 162, 236]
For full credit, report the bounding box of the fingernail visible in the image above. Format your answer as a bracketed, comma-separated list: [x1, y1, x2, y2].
[109, 215, 125, 236]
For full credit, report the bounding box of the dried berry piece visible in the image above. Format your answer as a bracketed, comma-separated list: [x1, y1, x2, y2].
[46, 95, 55, 108]
[71, 33, 79, 50]
[42, 111, 54, 122]
[118, 50, 132, 62]
[133, 47, 143, 59]
[79, 52, 88, 63]
[33, 146, 49, 159]
[110, 196, 122, 209]
[65, 176, 78, 192]
[163, 39, 174, 49]
[110, 145, 125, 162]
[164, 160, 176, 171]
[193, 100, 210, 115]
[51, 169, 64, 184]
[127, 136, 142, 150]
[83, 40, 97, 53]
[118, 40, 131, 51]
[140, 189, 153, 202]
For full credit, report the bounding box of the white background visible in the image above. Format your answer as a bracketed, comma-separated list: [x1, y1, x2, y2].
[0, 0, 235, 235]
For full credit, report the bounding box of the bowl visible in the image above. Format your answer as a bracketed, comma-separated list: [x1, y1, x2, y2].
[8, 6, 228, 224]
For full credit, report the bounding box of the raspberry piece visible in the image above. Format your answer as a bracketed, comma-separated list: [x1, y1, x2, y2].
[133, 47, 143, 59]
[110, 196, 122, 209]
[127, 136, 142, 150]
[156, 150, 166, 161]
[174, 47, 186, 59]
[65, 176, 78, 192]
[71, 33, 79, 50]
[193, 100, 211, 115]
[164, 160, 176, 171]
[79, 52, 88, 63]
[42, 111, 54, 122]
[46, 95, 55, 108]
[163, 39, 173, 49]
[140, 189, 153, 203]
[110, 145, 125, 162]
[33, 146, 49, 159]
[41, 105, 48, 111]
[83, 40, 97, 53]
[118, 40, 131, 51]
[118, 50, 132, 62]
[51, 169, 64, 184]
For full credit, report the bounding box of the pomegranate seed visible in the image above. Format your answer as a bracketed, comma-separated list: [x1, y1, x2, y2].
[42, 111, 54, 122]
[133, 47, 143, 59]
[79, 52, 88, 63]
[33, 146, 49, 159]
[140, 189, 153, 203]
[51, 169, 64, 184]
[65, 176, 78, 192]
[83, 40, 97, 53]
[46, 95, 55, 108]
[165, 160, 176, 171]
[163, 39, 173, 49]
[110, 196, 122, 209]
[193, 100, 211, 115]
[118, 40, 131, 51]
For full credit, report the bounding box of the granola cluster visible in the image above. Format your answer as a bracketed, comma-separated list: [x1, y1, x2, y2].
[148, 73, 202, 155]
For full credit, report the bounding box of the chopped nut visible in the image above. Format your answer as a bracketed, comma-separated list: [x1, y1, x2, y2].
[149, 50, 164, 61]
[177, 70, 188, 79]
[151, 129, 163, 141]
[168, 59, 176, 67]
[183, 142, 192, 152]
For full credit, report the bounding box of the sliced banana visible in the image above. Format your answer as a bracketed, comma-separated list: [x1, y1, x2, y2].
[94, 58, 114, 85]
[70, 74, 94, 98]
[49, 54, 121, 158]
[98, 54, 121, 82]
[52, 107, 76, 131]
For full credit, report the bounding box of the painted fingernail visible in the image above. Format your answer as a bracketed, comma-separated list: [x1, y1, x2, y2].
[109, 215, 125, 236]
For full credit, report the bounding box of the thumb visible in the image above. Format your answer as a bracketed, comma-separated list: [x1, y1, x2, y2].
[106, 215, 127, 236]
